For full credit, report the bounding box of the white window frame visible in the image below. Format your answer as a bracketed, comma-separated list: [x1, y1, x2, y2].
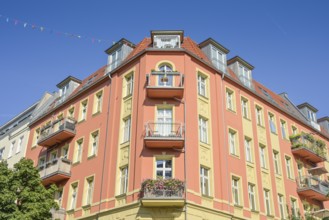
[70, 184, 78, 210]
[269, 113, 277, 134]
[16, 136, 23, 154]
[75, 139, 83, 163]
[259, 145, 267, 169]
[241, 98, 249, 119]
[122, 117, 131, 143]
[280, 120, 287, 139]
[0, 148, 5, 160]
[200, 167, 210, 196]
[197, 74, 207, 97]
[229, 130, 237, 156]
[81, 101, 88, 121]
[273, 151, 281, 175]
[264, 189, 271, 216]
[226, 89, 234, 111]
[286, 156, 293, 179]
[8, 141, 15, 158]
[232, 178, 240, 205]
[156, 159, 172, 179]
[90, 131, 99, 156]
[125, 75, 134, 96]
[291, 198, 298, 217]
[256, 106, 263, 126]
[245, 138, 252, 162]
[199, 117, 208, 144]
[248, 183, 256, 211]
[86, 178, 94, 205]
[278, 194, 285, 219]
[120, 166, 128, 195]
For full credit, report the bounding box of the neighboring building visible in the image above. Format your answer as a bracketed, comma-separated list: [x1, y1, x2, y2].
[23, 30, 329, 220]
[0, 92, 53, 168]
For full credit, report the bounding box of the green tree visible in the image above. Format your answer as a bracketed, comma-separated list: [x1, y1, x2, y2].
[0, 158, 58, 220]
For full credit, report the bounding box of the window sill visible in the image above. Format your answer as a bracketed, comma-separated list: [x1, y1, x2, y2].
[198, 94, 209, 101]
[243, 116, 251, 121]
[201, 194, 213, 200]
[229, 154, 240, 159]
[87, 154, 97, 160]
[270, 132, 277, 136]
[92, 111, 101, 117]
[257, 124, 265, 129]
[31, 145, 37, 149]
[77, 119, 86, 124]
[115, 193, 127, 199]
[261, 168, 269, 174]
[66, 209, 75, 213]
[123, 94, 132, 101]
[246, 161, 254, 167]
[72, 161, 81, 166]
[234, 204, 243, 209]
[82, 204, 91, 209]
[251, 209, 259, 213]
[227, 108, 237, 114]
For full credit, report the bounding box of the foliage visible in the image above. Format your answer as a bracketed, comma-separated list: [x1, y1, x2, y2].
[141, 178, 184, 192]
[0, 158, 58, 220]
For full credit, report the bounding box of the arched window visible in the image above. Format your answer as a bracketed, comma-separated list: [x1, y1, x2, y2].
[158, 64, 173, 86]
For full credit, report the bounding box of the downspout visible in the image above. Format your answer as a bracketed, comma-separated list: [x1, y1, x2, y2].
[96, 73, 112, 219]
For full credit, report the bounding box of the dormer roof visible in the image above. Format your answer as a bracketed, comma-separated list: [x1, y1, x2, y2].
[198, 38, 230, 54]
[104, 38, 135, 55]
[227, 56, 254, 70]
[150, 30, 184, 43]
[56, 76, 81, 88]
[297, 102, 318, 112]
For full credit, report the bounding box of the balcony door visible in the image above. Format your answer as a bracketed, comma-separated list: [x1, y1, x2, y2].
[157, 108, 172, 136]
[158, 64, 173, 87]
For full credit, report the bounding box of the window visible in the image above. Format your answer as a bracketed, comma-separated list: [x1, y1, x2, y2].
[259, 144, 267, 169]
[156, 108, 172, 136]
[199, 117, 208, 143]
[292, 126, 298, 135]
[153, 35, 180, 48]
[34, 128, 40, 146]
[80, 100, 88, 121]
[211, 46, 226, 71]
[38, 157, 46, 169]
[62, 146, 69, 159]
[269, 113, 276, 133]
[241, 98, 249, 119]
[0, 148, 4, 160]
[156, 159, 172, 179]
[264, 189, 271, 215]
[16, 136, 23, 153]
[278, 194, 285, 219]
[68, 107, 75, 118]
[122, 117, 131, 143]
[50, 151, 57, 162]
[273, 151, 281, 175]
[297, 163, 303, 178]
[256, 106, 263, 126]
[291, 198, 298, 217]
[232, 177, 240, 205]
[280, 120, 287, 139]
[90, 131, 99, 157]
[8, 141, 15, 158]
[85, 177, 94, 205]
[74, 139, 83, 163]
[200, 167, 210, 196]
[229, 130, 237, 156]
[285, 156, 293, 179]
[197, 74, 207, 97]
[94, 91, 103, 114]
[70, 183, 78, 210]
[239, 65, 251, 88]
[158, 64, 173, 87]
[245, 137, 252, 162]
[108, 49, 122, 71]
[248, 183, 256, 211]
[125, 75, 134, 96]
[307, 109, 316, 122]
[226, 89, 234, 111]
[120, 167, 128, 195]
[56, 189, 63, 208]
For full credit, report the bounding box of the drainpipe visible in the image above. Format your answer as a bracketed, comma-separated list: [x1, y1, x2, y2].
[96, 73, 113, 219]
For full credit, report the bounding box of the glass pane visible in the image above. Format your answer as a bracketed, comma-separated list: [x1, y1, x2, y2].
[156, 171, 163, 177]
[157, 160, 164, 168]
[165, 160, 172, 168]
[165, 171, 172, 178]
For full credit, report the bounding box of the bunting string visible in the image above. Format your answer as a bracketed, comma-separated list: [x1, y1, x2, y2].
[0, 14, 111, 44]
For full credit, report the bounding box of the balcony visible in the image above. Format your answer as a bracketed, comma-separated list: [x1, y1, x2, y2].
[296, 175, 329, 201]
[144, 122, 184, 149]
[38, 118, 76, 147]
[146, 72, 184, 99]
[308, 161, 329, 176]
[50, 208, 66, 220]
[140, 178, 185, 207]
[39, 158, 71, 185]
[290, 133, 327, 163]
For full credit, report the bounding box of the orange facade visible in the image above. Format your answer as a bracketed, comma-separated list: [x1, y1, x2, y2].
[25, 31, 329, 220]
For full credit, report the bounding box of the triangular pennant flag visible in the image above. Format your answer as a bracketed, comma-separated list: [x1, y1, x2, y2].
[24, 23, 27, 28]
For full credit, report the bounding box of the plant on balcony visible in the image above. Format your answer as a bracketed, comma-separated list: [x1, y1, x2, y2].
[141, 178, 184, 194]
[316, 139, 326, 149]
[304, 133, 315, 143]
[289, 133, 301, 142]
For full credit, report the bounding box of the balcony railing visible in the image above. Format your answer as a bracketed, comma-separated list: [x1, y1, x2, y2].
[141, 178, 185, 207]
[50, 208, 66, 220]
[296, 175, 329, 201]
[38, 118, 76, 147]
[290, 133, 327, 163]
[144, 122, 184, 148]
[146, 72, 184, 99]
[39, 158, 71, 185]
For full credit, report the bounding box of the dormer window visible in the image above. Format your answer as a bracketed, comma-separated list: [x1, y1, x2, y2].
[151, 30, 184, 49]
[199, 38, 229, 73]
[297, 102, 320, 130]
[307, 109, 316, 122]
[239, 65, 251, 88]
[56, 76, 81, 103]
[105, 38, 135, 73]
[153, 35, 180, 49]
[227, 56, 254, 89]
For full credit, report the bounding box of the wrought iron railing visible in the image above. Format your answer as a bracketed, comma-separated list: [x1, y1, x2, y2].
[38, 118, 76, 144]
[290, 134, 327, 160]
[145, 122, 184, 138]
[296, 175, 329, 195]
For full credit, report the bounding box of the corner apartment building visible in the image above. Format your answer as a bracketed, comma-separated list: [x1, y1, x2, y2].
[24, 30, 329, 220]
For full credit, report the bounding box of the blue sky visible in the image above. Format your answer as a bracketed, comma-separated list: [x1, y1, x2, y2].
[0, 0, 328, 126]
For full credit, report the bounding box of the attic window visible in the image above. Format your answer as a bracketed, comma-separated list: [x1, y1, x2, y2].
[239, 65, 252, 88]
[153, 35, 180, 49]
